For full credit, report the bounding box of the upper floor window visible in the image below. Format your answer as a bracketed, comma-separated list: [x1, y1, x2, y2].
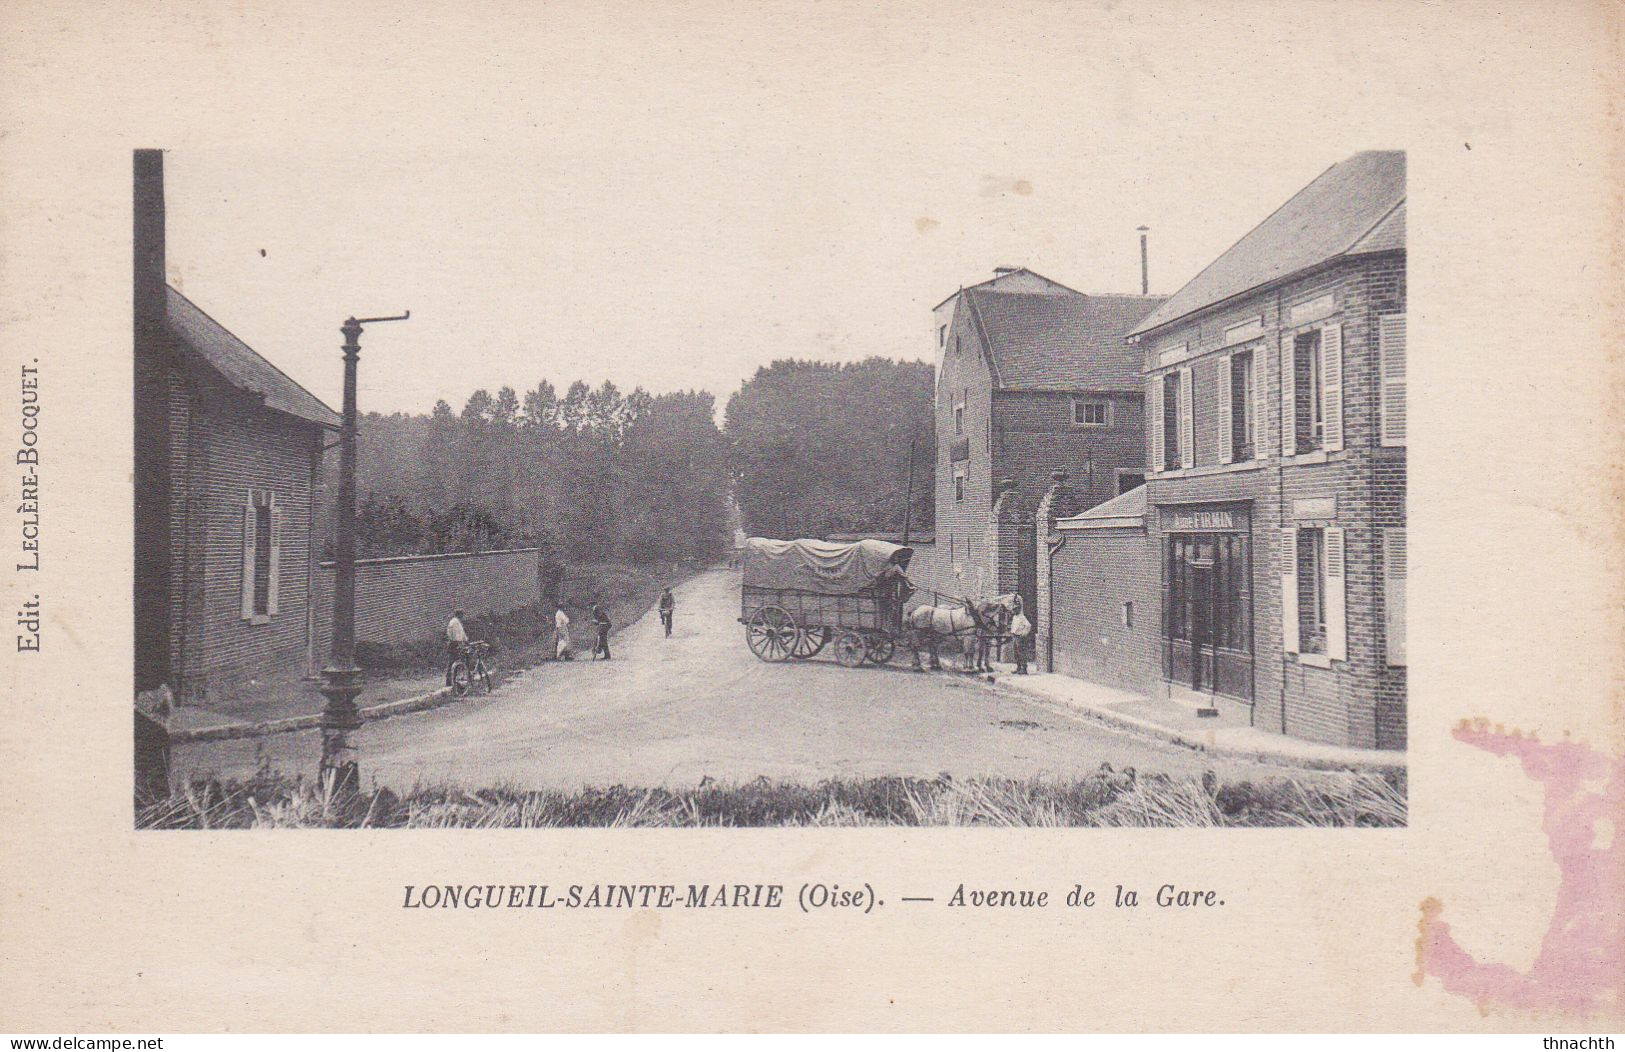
[1228, 349, 1254, 462]
[938, 325, 947, 349]
[1073, 399, 1110, 427]
[1161, 373, 1181, 471]
[953, 403, 965, 436]
[1285, 323, 1344, 457]
[953, 470, 965, 502]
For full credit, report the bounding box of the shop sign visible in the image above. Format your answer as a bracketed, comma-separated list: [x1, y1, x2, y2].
[1164, 507, 1249, 532]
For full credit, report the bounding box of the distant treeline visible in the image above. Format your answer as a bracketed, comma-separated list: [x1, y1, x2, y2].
[724, 358, 934, 540]
[335, 381, 731, 564]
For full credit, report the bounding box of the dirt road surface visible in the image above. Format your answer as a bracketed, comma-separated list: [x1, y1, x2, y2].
[175, 568, 1288, 791]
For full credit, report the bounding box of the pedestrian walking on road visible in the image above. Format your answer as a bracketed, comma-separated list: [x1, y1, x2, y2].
[446, 609, 469, 685]
[591, 603, 612, 660]
[658, 587, 675, 638]
[554, 607, 573, 661]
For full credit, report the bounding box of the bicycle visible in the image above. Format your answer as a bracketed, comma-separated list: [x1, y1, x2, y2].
[450, 640, 494, 697]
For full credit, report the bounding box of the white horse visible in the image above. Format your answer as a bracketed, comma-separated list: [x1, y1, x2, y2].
[905, 594, 1019, 673]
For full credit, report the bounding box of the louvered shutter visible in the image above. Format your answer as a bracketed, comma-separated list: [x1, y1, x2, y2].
[1279, 528, 1299, 654]
[1380, 314, 1407, 446]
[1280, 333, 1297, 457]
[1148, 378, 1163, 473]
[1321, 323, 1344, 452]
[1384, 527, 1407, 665]
[1252, 346, 1269, 458]
[1178, 367, 1194, 469]
[1217, 356, 1234, 464]
[241, 492, 257, 620]
[267, 493, 282, 616]
[1325, 526, 1347, 661]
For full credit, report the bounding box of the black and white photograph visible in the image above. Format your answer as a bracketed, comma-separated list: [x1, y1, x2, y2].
[131, 143, 1408, 828]
[4, 0, 1620, 1037]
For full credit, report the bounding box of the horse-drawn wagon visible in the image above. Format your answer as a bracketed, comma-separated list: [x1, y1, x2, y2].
[738, 537, 914, 667]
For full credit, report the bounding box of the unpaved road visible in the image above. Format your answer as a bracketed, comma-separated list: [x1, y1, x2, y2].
[176, 568, 1282, 791]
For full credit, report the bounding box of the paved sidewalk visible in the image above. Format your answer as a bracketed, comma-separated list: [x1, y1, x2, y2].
[981, 666, 1406, 772]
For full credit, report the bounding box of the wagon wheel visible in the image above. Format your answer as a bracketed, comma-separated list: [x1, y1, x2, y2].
[864, 633, 895, 665]
[792, 626, 830, 659]
[745, 605, 799, 662]
[833, 629, 868, 668]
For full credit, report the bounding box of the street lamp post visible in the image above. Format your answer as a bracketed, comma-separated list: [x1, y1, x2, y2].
[319, 310, 409, 793]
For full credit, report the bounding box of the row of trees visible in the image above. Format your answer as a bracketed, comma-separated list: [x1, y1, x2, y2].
[724, 358, 934, 539]
[340, 380, 732, 564]
[340, 357, 936, 563]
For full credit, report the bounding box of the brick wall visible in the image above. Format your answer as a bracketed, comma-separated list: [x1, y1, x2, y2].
[934, 299, 997, 595]
[1138, 253, 1406, 749]
[994, 390, 1146, 515]
[168, 365, 324, 703]
[1045, 525, 1158, 694]
[311, 547, 544, 664]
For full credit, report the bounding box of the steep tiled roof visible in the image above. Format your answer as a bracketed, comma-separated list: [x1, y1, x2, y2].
[166, 286, 340, 429]
[1130, 151, 1406, 337]
[969, 289, 1166, 390]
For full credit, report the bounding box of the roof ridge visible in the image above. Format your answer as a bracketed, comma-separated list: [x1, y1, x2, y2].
[166, 285, 340, 425]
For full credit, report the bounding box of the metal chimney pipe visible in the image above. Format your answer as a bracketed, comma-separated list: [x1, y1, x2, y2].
[1137, 225, 1150, 295]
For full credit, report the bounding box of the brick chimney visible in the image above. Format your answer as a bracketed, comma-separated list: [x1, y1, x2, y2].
[133, 149, 170, 692]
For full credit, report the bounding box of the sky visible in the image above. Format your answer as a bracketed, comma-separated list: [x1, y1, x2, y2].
[155, 2, 1436, 419]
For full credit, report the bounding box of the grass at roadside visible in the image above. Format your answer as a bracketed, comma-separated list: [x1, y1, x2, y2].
[138, 766, 1406, 829]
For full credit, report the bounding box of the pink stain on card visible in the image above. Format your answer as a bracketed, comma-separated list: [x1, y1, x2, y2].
[1415, 719, 1624, 1018]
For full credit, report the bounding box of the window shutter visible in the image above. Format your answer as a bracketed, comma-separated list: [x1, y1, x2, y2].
[1279, 528, 1299, 654]
[1178, 367, 1194, 469]
[1148, 378, 1163, 474]
[1217, 355, 1234, 464]
[1380, 313, 1407, 446]
[240, 492, 257, 620]
[267, 493, 282, 616]
[1321, 322, 1344, 452]
[1252, 345, 1269, 458]
[1325, 525, 1347, 661]
[1384, 527, 1407, 665]
[1280, 334, 1296, 457]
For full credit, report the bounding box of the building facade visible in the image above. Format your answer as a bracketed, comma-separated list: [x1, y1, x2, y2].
[134, 150, 341, 704]
[921, 268, 1164, 612]
[1114, 151, 1407, 749]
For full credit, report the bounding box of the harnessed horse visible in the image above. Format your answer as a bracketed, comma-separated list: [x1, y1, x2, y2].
[905, 593, 1020, 672]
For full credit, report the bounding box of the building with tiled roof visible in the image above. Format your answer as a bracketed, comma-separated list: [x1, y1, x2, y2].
[134, 150, 339, 707]
[1037, 151, 1408, 751]
[914, 268, 1164, 614]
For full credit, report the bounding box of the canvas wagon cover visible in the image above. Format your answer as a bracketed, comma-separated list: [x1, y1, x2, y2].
[742, 538, 912, 594]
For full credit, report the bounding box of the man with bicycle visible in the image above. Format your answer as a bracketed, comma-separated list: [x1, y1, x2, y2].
[445, 608, 469, 686]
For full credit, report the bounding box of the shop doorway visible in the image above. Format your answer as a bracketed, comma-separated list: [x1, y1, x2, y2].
[1163, 530, 1254, 701]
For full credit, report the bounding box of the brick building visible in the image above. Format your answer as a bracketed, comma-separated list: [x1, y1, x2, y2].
[1043, 151, 1406, 750]
[920, 268, 1164, 611]
[134, 150, 341, 703]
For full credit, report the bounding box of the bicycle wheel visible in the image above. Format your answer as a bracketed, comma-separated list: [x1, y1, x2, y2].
[477, 661, 493, 695]
[450, 659, 472, 697]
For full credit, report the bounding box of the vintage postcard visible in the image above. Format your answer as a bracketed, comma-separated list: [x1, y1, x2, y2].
[2, 0, 1620, 1034]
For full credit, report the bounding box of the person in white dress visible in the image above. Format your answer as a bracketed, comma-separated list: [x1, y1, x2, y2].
[554, 607, 573, 660]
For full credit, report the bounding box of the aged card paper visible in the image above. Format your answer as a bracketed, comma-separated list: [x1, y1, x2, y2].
[1, 0, 1621, 1033]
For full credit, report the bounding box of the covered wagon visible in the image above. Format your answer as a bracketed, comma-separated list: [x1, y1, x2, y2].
[738, 537, 914, 667]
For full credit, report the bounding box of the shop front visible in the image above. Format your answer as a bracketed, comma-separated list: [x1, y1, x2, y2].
[1159, 504, 1253, 703]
